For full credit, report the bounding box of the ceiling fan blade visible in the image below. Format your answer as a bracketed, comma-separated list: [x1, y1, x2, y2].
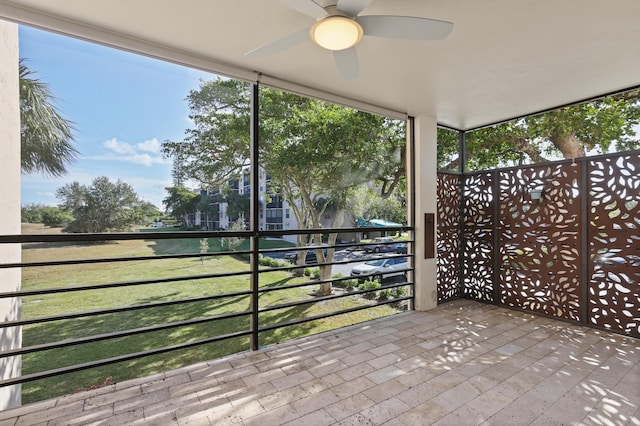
[280, 0, 328, 20]
[358, 15, 453, 40]
[333, 47, 359, 80]
[336, 0, 373, 17]
[245, 28, 310, 58]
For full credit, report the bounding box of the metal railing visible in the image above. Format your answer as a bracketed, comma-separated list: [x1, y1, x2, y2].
[0, 226, 413, 394]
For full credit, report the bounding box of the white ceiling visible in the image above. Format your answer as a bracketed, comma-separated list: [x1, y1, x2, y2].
[2, 0, 640, 130]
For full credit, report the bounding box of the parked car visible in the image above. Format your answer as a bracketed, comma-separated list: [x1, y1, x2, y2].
[363, 237, 395, 253]
[148, 222, 164, 228]
[350, 257, 408, 282]
[392, 242, 408, 254]
[285, 246, 327, 264]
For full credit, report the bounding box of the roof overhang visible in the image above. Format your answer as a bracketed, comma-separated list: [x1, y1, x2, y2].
[2, 0, 639, 130]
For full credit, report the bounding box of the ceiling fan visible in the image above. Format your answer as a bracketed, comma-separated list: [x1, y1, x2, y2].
[245, 0, 453, 79]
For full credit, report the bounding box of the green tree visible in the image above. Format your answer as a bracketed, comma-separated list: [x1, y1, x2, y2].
[439, 90, 640, 171]
[221, 184, 250, 223]
[225, 218, 246, 252]
[21, 203, 44, 223]
[163, 79, 406, 295]
[20, 59, 77, 177]
[138, 201, 163, 225]
[162, 186, 200, 228]
[56, 176, 151, 233]
[41, 206, 74, 228]
[347, 186, 406, 228]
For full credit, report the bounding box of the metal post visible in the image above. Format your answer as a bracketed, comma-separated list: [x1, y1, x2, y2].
[492, 169, 500, 304]
[458, 131, 466, 298]
[580, 158, 589, 325]
[250, 83, 260, 350]
[407, 117, 416, 310]
[459, 129, 466, 174]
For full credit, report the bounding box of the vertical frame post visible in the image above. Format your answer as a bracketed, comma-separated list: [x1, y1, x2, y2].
[407, 116, 416, 309]
[458, 130, 466, 298]
[250, 83, 260, 350]
[580, 158, 589, 325]
[492, 169, 500, 304]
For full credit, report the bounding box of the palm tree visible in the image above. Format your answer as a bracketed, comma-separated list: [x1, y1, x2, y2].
[19, 59, 77, 177]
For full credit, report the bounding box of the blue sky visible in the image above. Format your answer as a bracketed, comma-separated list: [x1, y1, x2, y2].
[19, 25, 216, 209]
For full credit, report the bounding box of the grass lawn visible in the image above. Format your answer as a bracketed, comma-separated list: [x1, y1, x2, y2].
[19, 224, 401, 403]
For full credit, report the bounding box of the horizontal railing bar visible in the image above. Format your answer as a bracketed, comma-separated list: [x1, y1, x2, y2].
[0, 249, 252, 270]
[346, 267, 413, 280]
[0, 329, 253, 388]
[0, 253, 412, 299]
[259, 281, 412, 313]
[0, 270, 252, 299]
[0, 226, 414, 244]
[256, 226, 412, 239]
[0, 224, 416, 390]
[0, 290, 252, 329]
[257, 254, 414, 275]
[0, 310, 252, 359]
[259, 240, 415, 255]
[258, 271, 413, 294]
[0, 243, 415, 270]
[0, 230, 253, 244]
[258, 280, 319, 293]
[259, 296, 412, 333]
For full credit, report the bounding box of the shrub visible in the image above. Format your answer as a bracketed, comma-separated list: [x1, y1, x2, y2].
[258, 256, 288, 268]
[343, 279, 358, 291]
[268, 258, 280, 267]
[311, 268, 320, 279]
[378, 289, 391, 301]
[358, 280, 380, 299]
[304, 267, 312, 276]
[391, 286, 408, 299]
[333, 277, 358, 290]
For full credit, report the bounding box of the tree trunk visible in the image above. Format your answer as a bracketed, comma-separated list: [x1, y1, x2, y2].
[551, 133, 586, 159]
[317, 208, 346, 296]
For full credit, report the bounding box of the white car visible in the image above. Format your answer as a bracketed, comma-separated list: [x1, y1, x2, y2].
[350, 257, 408, 282]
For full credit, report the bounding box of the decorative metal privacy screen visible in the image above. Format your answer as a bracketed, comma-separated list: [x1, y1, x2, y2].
[588, 154, 640, 335]
[436, 172, 461, 302]
[437, 151, 639, 338]
[462, 172, 495, 302]
[498, 162, 583, 321]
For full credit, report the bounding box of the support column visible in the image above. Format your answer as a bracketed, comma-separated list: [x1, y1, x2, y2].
[0, 19, 22, 409]
[410, 115, 438, 310]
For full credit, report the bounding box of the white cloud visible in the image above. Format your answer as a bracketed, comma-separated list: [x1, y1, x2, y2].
[100, 137, 169, 166]
[136, 138, 161, 153]
[126, 153, 167, 167]
[104, 138, 136, 155]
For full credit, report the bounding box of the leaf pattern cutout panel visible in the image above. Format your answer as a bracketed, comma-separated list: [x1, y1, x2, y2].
[437, 173, 462, 303]
[463, 172, 495, 302]
[589, 153, 640, 336]
[498, 163, 583, 321]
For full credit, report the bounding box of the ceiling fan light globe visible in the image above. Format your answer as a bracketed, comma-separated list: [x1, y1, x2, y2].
[310, 16, 363, 51]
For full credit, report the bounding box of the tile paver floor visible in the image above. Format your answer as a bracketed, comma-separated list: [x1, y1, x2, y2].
[1, 299, 639, 425]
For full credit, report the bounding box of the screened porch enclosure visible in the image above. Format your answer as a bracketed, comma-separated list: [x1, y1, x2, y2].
[1, 0, 640, 422]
